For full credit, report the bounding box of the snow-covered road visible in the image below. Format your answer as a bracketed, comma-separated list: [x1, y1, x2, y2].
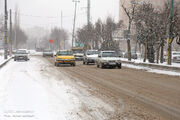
[0, 57, 116, 120]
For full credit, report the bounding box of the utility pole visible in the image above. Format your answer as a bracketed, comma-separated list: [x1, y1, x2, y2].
[72, 0, 80, 48]
[85, 0, 90, 51]
[4, 0, 8, 59]
[9, 9, 12, 55]
[87, 0, 90, 27]
[167, 0, 174, 65]
[61, 11, 63, 29]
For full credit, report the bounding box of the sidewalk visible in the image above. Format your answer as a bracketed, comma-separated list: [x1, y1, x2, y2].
[120, 58, 180, 76]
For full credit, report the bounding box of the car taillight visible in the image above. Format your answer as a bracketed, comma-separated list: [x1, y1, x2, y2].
[173, 57, 177, 60]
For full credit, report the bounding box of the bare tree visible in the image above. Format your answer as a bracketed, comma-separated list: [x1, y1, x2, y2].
[121, 0, 137, 61]
[50, 27, 69, 50]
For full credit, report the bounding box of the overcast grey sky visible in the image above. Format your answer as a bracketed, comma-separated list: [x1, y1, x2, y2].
[1, 0, 119, 32]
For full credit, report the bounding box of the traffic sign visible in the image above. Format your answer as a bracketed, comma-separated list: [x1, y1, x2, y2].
[49, 40, 54, 43]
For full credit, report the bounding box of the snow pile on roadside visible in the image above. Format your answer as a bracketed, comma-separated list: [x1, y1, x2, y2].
[0, 56, 11, 66]
[120, 58, 180, 68]
[123, 63, 180, 76]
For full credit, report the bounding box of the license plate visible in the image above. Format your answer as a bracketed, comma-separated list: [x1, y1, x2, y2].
[109, 62, 116, 65]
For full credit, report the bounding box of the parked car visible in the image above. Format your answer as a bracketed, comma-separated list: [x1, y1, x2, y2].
[43, 49, 53, 57]
[83, 50, 99, 65]
[55, 50, 76, 67]
[172, 51, 180, 63]
[14, 49, 29, 61]
[97, 51, 122, 69]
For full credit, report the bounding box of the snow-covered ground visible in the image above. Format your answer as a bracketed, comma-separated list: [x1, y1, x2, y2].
[0, 57, 114, 120]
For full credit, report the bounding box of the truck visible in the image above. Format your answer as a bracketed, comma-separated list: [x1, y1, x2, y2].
[72, 47, 84, 61]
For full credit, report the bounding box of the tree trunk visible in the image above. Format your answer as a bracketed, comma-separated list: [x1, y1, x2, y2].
[143, 41, 147, 62]
[135, 40, 138, 53]
[160, 45, 164, 63]
[127, 39, 131, 61]
[156, 47, 160, 64]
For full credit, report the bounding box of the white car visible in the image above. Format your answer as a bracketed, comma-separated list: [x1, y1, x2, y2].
[172, 51, 180, 63]
[14, 49, 29, 61]
[97, 51, 122, 69]
[83, 50, 99, 65]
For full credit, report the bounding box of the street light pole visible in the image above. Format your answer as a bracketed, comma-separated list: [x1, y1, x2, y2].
[4, 0, 8, 59]
[167, 0, 174, 65]
[72, 0, 80, 48]
[10, 9, 12, 55]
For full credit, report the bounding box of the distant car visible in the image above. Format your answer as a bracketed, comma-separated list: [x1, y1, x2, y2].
[172, 51, 180, 63]
[83, 50, 99, 65]
[97, 51, 122, 69]
[55, 50, 76, 67]
[43, 49, 53, 57]
[14, 49, 29, 61]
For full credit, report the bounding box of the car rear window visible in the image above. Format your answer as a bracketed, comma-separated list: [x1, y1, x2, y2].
[87, 51, 99, 55]
[16, 50, 27, 54]
[102, 52, 118, 57]
[58, 51, 73, 56]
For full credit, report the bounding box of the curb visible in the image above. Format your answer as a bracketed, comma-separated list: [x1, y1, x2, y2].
[0, 58, 12, 69]
[121, 60, 180, 72]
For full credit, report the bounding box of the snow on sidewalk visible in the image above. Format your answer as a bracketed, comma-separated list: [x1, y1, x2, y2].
[0, 57, 82, 120]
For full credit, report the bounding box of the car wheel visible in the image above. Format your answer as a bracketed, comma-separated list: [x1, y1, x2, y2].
[55, 62, 59, 67]
[97, 64, 99, 68]
[118, 64, 122, 69]
[100, 63, 104, 69]
[72, 63, 76, 66]
[87, 62, 89, 65]
[83, 61, 85, 65]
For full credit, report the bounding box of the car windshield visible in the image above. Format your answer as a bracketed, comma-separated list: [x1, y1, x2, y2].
[16, 50, 27, 54]
[87, 51, 99, 55]
[102, 52, 118, 57]
[57, 51, 73, 56]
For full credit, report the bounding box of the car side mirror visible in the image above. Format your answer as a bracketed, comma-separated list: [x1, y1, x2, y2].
[54, 54, 56, 57]
[98, 55, 101, 58]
